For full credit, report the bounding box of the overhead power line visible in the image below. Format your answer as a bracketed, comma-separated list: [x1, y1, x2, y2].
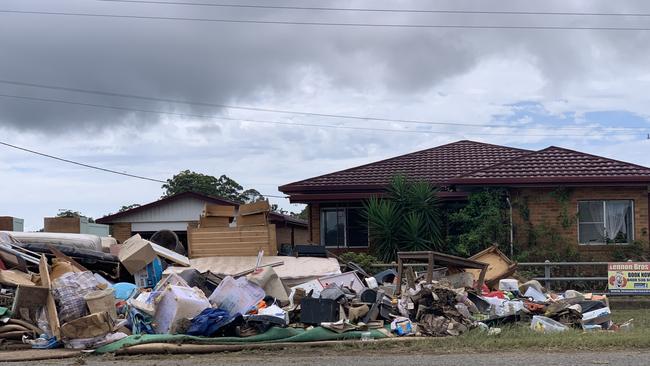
[0, 140, 166, 183]
[0, 92, 643, 138]
[0, 139, 288, 198]
[4, 9, 650, 31]
[95, 0, 650, 18]
[0, 79, 647, 132]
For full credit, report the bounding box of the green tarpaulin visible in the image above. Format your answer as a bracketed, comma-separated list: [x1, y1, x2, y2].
[95, 327, 389, 354]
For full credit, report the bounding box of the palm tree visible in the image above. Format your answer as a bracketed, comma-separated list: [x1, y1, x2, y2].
[364, 175, 442, 262]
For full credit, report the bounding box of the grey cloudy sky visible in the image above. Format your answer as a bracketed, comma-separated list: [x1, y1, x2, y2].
[1, 0, 650, 230]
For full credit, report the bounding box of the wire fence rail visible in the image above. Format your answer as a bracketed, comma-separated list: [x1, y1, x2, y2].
[518, 261, 610, 291]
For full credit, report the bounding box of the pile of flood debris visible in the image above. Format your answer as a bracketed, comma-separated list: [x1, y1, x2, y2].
[0, 231, 624, 355]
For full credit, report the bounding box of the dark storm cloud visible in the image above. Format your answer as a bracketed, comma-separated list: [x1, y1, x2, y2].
[1, 0, 650, 131]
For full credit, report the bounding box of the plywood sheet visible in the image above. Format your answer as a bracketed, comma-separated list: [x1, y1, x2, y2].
[467, 246, 517, 287]
[188, 225, 275, 258]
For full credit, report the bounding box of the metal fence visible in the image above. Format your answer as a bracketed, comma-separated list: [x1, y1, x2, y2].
[370, 261, 611, 291]
[518, 261, 608, 291]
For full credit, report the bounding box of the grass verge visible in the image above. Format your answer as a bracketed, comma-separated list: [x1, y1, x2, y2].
[328, 309, 650, 354]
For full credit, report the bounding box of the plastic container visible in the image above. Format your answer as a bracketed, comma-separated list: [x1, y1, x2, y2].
[208, 276, 265, 317]
[530, 315, 568, 333]
[154, 285, 211, 334]
[498, 279, 519, 292]
[84, 288, 118, 320]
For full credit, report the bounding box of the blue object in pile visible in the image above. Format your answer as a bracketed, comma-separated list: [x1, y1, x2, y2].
[112, 282, 137, 300]
[186, 308, 231, 336]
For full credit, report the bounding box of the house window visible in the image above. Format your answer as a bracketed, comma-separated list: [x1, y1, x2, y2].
[320, 207, 368, 248]
[578, 200, 634, 245]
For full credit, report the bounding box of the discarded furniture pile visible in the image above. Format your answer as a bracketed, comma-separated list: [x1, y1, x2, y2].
[0, 227, 628, 355]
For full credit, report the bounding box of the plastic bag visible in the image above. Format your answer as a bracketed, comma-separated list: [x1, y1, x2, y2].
[52, 271, 100, 323]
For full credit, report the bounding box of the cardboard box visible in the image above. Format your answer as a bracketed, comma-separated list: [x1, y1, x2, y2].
[581, 306, 611, 326]
[119, 234, 190, 274]
[202, 204, 235, 217]
[119, 235, 157, 274]
[238, 201, 270, 216]
[60, 311, 113, 339]
[133, 257, 163, 288]
[199, 216, 230, 228]
[236, 213, 268, 226]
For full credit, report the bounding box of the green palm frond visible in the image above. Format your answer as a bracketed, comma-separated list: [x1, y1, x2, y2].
[364, 175, 443, 261]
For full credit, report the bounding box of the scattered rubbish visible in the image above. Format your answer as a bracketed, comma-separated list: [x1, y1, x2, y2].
[524, 286, 547, 302]
[0, 233, 629, 357]
[390, 317, 413, 336]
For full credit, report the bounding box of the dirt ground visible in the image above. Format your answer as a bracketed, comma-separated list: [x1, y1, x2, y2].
[2, 350, 649, 366]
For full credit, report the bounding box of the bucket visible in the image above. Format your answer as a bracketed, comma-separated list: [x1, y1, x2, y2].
[84, 288, 117, 320]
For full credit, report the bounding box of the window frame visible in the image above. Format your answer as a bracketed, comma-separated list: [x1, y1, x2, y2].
[577, 199, 635, 245]
[320, 206, 369, 248]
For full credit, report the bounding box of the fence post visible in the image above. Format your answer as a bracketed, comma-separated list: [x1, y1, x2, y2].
[544, 260, 551, 291]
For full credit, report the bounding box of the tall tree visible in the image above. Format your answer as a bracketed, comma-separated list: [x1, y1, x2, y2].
[162, 170, 262, 203]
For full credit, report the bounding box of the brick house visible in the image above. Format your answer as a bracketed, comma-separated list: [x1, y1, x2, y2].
[279, 140, 650, 260]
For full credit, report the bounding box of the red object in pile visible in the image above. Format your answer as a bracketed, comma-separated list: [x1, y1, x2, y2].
[0, 259, 6, 270]
[480, 284, 506, 299]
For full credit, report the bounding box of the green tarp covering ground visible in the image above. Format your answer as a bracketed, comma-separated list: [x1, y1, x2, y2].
[95, 326, 390, 354]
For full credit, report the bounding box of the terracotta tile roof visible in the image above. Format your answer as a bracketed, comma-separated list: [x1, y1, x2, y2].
[279, 140, 531, 192]
[450, 146, 650, 184]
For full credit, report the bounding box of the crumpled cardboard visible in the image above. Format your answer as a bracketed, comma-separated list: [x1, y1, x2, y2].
[0, 270, 34, 286]
[60, 312, 113, 339]
[50, 259, 81, 281]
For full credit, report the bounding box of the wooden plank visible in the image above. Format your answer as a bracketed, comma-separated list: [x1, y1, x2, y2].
[202, 204, 235, 217]
[238, 200, 270, 216]
[268, 224, 277, 255]
[198, 216, 230, 228]
[189, 227, 268, 233]
[39, 255, 60, 340]
[236, 214, 268, 226]
[191, 231, 269, 238]
[191, 248, 269, 257]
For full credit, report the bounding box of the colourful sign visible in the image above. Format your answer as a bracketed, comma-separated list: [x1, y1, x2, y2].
[608, 262, 650, 294]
